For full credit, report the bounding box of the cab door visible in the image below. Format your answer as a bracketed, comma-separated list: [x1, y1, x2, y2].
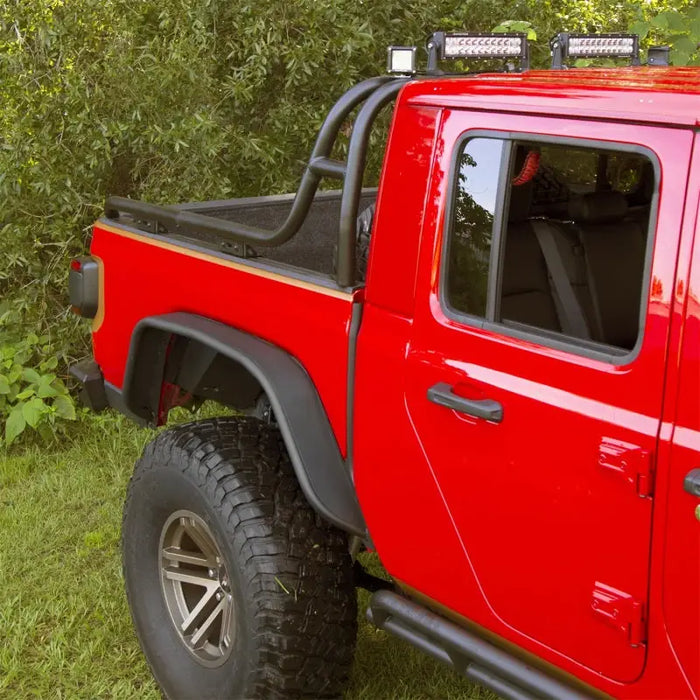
[662, 134, 700, 695]
[404, 110, 694, 682]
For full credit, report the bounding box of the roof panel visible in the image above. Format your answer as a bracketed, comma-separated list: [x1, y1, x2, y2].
[402, 67, 700, 126]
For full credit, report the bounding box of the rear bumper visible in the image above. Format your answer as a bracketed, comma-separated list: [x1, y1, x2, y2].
[69, 359, 108, 412]
[70, 358, 150, 426]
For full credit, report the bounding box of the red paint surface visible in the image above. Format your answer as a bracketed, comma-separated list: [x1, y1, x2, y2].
[89, 69, 700, 698]
[659, 133, 700, 696]
[90, 229, 357, 455]
[355, 92, 698, 697]
[403, 67, 700, 127]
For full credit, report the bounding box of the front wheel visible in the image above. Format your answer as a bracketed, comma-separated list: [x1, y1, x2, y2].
[121, 416, 357, 699]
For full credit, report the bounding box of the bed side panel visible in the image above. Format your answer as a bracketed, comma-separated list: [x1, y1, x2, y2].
[90, 222, 355, 455]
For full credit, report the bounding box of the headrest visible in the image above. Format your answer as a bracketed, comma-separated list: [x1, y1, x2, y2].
[508, 181, 534, 223]
[568, 191, 627, 224]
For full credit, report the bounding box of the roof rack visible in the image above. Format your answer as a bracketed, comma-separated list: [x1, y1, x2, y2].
[387, 31, 530, 77]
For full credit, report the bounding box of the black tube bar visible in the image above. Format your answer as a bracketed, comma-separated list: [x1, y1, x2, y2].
[105, 75, 395, 248]
[336, 79, 408, 287]
[308, 157, 347, 179]
[368, 590, 591, 700]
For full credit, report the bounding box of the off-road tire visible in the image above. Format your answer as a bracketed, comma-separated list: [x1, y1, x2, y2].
[121, 416, 358, 699]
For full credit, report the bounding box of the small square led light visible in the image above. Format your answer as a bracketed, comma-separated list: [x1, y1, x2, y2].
[387, 46, 417, 75]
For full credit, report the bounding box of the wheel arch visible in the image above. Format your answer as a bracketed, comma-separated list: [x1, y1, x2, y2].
[111, 312, 367, 537]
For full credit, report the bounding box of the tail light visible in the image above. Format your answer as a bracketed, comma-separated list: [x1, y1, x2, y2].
[69, 256, 99, 318]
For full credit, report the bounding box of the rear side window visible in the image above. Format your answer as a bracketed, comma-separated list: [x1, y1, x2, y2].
[447, 138, 506, 317]
[445, 137, 655, 355]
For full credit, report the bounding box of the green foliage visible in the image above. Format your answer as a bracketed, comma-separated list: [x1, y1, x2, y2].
[493, 20, 537, 41]
[0, 309, 75, 446]
[630, 6, 700, 65]
[0, 0, 696, 446]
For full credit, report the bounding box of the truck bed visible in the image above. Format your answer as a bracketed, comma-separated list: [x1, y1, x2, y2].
[136, 188, 378, 276]
[89, 188, 375, 455]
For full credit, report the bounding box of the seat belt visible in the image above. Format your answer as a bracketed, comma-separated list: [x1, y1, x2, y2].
[573, 224, 605, 341]
[531, 220, 591, 339]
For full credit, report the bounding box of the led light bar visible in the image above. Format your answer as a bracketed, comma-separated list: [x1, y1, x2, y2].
[444, 34, 525, 58]
[427, 31, 530, 72]
[569, 35, 636, 56]
[550, 33, 640, 68]
[387, 46, 417, 75]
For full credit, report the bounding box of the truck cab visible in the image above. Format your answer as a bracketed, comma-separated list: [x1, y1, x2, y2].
[355, 67, 700, 697]
[70, 32, 700, 700]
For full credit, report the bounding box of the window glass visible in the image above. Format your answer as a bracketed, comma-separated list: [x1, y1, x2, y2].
[606, 153, 646, 194]
[536, 144, 598, 195]
[447, 138, 506, 317]
[445, 137, 655, 353]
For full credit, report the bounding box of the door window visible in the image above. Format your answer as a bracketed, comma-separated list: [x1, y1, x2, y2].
[445, 137, 657, 355]
[447, 138, 507, 317]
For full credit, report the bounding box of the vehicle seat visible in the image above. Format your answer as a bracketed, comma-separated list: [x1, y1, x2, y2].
[500, 183, 561, 332]
[568, 191, 646, 350]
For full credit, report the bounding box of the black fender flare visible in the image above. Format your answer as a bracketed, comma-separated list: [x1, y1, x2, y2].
[111, 312, 367, 537]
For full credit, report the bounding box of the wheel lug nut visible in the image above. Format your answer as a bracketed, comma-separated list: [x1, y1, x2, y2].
[208, 568, 216, 578]
[215, 591, 223, 601]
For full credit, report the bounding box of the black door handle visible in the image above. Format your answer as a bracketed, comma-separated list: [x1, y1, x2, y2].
[427, 382, 503, 423]
[684, 469, 700, 497]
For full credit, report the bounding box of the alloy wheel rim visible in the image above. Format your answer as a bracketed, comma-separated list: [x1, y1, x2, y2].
[158, 510, 235, 667]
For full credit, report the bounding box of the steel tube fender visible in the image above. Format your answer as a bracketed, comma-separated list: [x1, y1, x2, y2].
[118, 312, 367, 537]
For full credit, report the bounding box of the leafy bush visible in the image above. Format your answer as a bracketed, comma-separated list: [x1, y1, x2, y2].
[0, 309, 75, 446]
[631, 6, 700, 65]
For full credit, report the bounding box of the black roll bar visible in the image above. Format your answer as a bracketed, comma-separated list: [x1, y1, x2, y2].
[105, 75, 404, 284]
[336, 79, 407, 287]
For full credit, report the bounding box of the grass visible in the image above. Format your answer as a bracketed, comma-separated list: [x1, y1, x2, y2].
[0, 412, 492, 699]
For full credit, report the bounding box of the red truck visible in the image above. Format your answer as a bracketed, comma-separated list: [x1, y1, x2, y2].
[69, 31, 699, 700]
